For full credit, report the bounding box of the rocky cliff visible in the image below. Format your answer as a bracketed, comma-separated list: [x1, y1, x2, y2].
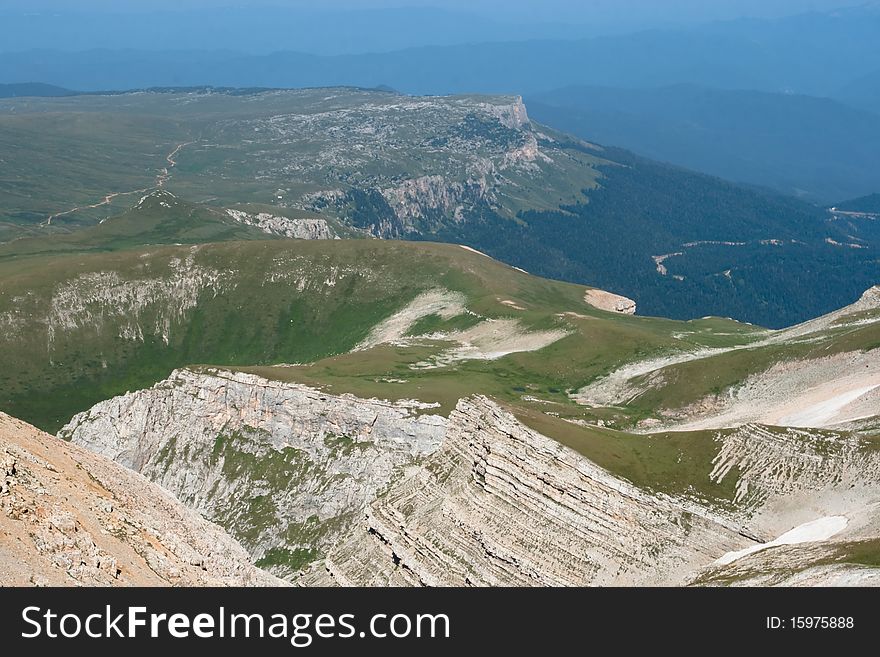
[0, 411, 282, 587]
[61, 368, 445, 577]
[711, 424, 880, 509]
[301, 397, 749, 586]
[63, 371, 756, 585]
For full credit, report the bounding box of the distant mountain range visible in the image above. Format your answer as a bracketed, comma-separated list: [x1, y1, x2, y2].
[0, 7, 595, 57]
[2, 6, 880, 96]
[527, 84, 880, 202]
[0, 82, 73, 97]
[839, 69, 880, 112]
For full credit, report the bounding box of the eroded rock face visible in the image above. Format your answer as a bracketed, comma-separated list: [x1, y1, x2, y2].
[380, 175, 491, 229]
[711, 424, 880, 508]
[61, 368, 446, 577]
[37, 246, 228, 349]
[0, 412, 283, 587]
[480, 96, 530, 130]
[302, 397, 748, 586]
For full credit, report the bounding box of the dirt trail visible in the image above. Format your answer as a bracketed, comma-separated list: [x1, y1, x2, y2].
[45, 141, 193, 226]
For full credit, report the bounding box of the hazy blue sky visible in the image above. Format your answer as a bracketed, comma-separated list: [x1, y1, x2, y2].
[2, 0, 878, 98]
[1, 1, 870, 58]
[4, 0, 860, 22]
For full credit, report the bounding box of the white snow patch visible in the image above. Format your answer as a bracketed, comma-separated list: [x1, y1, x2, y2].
[715, 516, 848, 566]
[459, 245, 491, 258]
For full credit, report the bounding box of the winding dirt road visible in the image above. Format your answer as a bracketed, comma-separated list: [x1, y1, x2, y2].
[45, 141, 193, 225]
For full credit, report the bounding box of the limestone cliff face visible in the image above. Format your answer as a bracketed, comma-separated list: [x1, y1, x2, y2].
[303, 397, 749, 587]
[711, 424, 880, 509]
[39, 246, 228, 349]
[61, 368, 445, 577]
[380, 175, 491, 229]
[479, 97, 530, 130]
[225, 209, 337, 240]
[65, 371, 754, 585]
[0, 412, 282, 587]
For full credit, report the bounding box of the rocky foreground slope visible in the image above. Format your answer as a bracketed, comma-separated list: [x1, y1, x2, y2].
[0, 411, 283, 586]
[61, 368, 880, 586]
[302, 406, 880, 587]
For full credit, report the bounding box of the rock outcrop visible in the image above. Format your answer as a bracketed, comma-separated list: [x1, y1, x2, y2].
[380, 175, 491, 229]
[710, 424, 880, 509]
[301, 397, 749, 586]
[61, 368, 446, 577]
[0, 244, 231, 351]
[479, 96, 530, 130]
[0, 411, 282, 587]
[225, 209, 337, 240]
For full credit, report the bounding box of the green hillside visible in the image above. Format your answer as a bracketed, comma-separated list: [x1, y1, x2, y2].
[0, 235, 762, 434]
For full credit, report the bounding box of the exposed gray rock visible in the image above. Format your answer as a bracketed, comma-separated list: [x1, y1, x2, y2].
[61, 368, 446, 577]
[380, 175, 491, 229]
[711, 424, 880, 508]
[225, 209, 338, 240]
[302, 397, 749, 586]
[62, 370, 880, 587]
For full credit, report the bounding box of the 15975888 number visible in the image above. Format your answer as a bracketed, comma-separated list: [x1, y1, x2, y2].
[790, 617, 854, 629]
